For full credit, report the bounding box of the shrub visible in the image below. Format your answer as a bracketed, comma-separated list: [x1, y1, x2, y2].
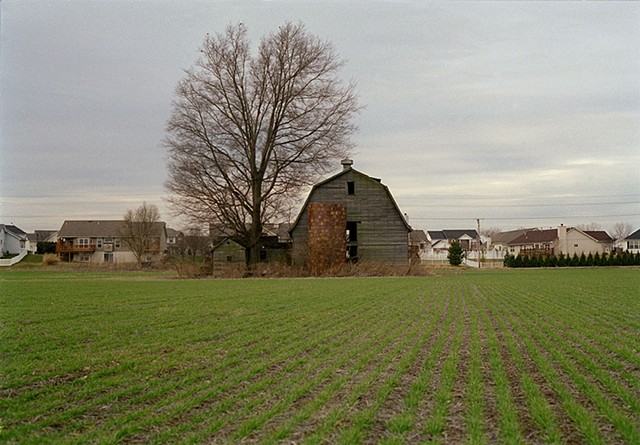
[170, 257, 209, 278]
[42, 254, 60, 266]
[447, 240, 464, 266]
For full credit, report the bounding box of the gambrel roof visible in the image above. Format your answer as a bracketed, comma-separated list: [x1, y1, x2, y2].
[289, 164, 411, 233]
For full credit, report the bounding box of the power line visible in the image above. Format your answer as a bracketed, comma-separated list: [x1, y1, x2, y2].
[410, 214, 640, 221]
[400, 201, 639, 208]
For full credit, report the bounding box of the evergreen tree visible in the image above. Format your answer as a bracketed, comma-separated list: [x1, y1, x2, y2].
[571, 253, 580, 267]
[504, 254, 514, 268]
[447, 240, 465, 266]
[557, 253, 566, 267]
[579, 253, 587, 267]
[586, 253, 594, 266]
[593, 252, 601, 266]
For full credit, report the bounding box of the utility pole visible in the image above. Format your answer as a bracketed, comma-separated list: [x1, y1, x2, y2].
[476, 218, 482, 269]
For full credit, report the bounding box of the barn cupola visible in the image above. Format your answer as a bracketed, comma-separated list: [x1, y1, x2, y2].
[341, 159, 354, 170]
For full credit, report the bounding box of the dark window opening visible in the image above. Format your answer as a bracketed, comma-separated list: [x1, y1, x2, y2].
[347, 181, 355, 195]
[347, 245, 358, 262]
[346, 221, 358, 243]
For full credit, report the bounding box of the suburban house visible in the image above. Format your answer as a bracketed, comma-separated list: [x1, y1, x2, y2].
[622, 228, 640, 253]
[166, 228, 185, 256]
[489, 228, 536, 254]
[0, 224, 27, 256]
[56, 220, 167, 263]
[26, 230, 58, 254]
[289, 159, 412, 273]
[507, 224, 614, 257]
[427, 229, 479, 253]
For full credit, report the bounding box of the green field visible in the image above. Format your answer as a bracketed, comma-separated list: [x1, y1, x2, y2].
[1, 268, 639, 444]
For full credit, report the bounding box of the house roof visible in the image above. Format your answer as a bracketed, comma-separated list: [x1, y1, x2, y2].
[58, 220, 166, 238]
[409, 229, 428, 244]
[624, 228, 640, 240]
[491, 228, 537, 244]
[166, 228, 183, 237]
[583, 231, 614, 242]
[289, 163, 411, 233]
[508, 229, 557, 245]
[428, 229, 478, 241]
[0, 224, 27, 239]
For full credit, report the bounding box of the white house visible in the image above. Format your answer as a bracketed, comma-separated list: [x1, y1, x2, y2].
[0, 224, 27, 256]
[622, 228, 640, 254]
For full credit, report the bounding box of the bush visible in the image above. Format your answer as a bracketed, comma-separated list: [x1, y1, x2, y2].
[42, 254, 60, 266]
[170, 257, 209, 278]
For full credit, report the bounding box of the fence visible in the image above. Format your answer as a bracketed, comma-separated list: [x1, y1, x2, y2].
[0, 249, 28, 267]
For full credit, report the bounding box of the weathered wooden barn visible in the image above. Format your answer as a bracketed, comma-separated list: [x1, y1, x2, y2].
[289, 160, 412, 273]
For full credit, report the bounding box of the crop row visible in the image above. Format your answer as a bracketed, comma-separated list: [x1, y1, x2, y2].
[1, 269, 638, 443]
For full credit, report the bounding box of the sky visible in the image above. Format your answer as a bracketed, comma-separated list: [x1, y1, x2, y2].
[2, 0, 639, 234]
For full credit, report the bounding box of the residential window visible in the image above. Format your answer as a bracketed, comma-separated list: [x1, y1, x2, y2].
[226, 255, 233, 262]
[96, 238, 103, 248]
[79, 252, 90, 262]
[78, 238, 90, 247]
[104, 237, 113, 243]
[629, 241, 640, 250]
[104, 253, 114, 263]
[347, 181, 355, 195]
[115, 238, 121, 248]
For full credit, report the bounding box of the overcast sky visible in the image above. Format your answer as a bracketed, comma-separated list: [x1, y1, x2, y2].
[2, 0, 639, 233]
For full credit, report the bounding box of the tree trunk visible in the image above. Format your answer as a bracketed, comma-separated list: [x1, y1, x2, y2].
[247, 180, 263, 267]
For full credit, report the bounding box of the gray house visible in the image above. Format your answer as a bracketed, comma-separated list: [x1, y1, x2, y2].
[289, 160, 412, 273]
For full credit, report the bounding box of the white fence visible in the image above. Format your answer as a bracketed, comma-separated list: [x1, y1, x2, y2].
[0, 249, 28, 267]
[420, 250, 506, 268]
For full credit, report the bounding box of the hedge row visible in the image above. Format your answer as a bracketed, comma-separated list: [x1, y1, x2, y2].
[504, 251, 640, 268]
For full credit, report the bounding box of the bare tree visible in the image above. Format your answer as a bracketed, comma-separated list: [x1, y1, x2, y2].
[120, 202, 161, 265]
[480, 226, 502, 239]
[165, 22, 359, 265]
[611, 222, 634, 241]
[576, 222, 602, 231]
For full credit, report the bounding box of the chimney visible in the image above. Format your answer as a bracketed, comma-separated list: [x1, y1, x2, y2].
[341, 159, 353, 170]
[557, 224, 567, 255]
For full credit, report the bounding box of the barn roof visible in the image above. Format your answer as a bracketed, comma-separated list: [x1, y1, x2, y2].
[289, 162, 412, 233]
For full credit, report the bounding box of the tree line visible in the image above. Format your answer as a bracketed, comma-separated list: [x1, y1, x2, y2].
[504, 251, 640, 268]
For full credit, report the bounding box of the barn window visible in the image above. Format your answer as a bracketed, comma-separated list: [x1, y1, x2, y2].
[346, 221, 358, 242]
[347, 181, 355, 195]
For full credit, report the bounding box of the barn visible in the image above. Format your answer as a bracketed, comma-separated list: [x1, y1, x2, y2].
[289, 160, 412, 273]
